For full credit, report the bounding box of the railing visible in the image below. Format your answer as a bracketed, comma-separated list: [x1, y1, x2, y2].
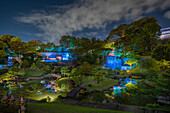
[0, 95, 26, 113]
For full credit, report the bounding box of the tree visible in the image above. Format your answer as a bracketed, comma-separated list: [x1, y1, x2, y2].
[71, 68, 79, 77]
[0, 34, 14, 44]
[0, 50, 7, 61]
[95, 70, 104, 84]
[9, 41, 27, 55]
[21, 59, 30, 68]
[40, 43, 47, 52]
[59, 35, 72, 48]
[60, 66, 70, 77]
[46, 42, 55, 49]
[151, 44, 170, 61]
[27, 40, 40, 49]
[11, 37, 22, 42]
[30, 63, 37, 70]
[79, 62, 91, 77]
[35, 58, 42, 67]
[0, 41, 8, 50]
[138, 58, 159, 73]
[26, 41, 40, 61]
[158, 59, 170, 70]
[124, 59, 137, 69]
[42, 65, 51, 72]
[107, 17, 161, 55]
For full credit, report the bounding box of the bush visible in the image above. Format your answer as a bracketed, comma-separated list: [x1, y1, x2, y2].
[138, 58, 159, 72]
[90, 92, 106, 102]
[30, 63, 37, 70]
[146, 104, 160, 108]
[21, 59, 30, 68]
[42, 65, 51, 72]
[88, 84, 92, 87]
[39, 98, 47, 103]
[151, 44, 170, 61]
[53, 96, 63, 103]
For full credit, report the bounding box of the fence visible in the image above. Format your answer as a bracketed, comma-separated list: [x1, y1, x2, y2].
[0, 95, 26, 113]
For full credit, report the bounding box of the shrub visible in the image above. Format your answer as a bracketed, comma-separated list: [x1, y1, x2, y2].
[30, 63, 37, 70]
[151, 44, 170, 61]
[90, 92, 106, 102]
[88, 84, 92, 87]
[39, 98, 47, 103]
[21, 59, 30, 68]
[138, 58, 159, 72]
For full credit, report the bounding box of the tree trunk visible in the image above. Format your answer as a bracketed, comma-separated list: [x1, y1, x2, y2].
[139, 93, 141, 106]
[97, 76, 99, 84]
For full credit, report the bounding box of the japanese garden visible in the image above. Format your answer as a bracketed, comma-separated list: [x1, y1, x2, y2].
[0, 16, 169, 113]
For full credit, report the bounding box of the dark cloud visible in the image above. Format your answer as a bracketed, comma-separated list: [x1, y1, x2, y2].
[15, 0, 170, 45]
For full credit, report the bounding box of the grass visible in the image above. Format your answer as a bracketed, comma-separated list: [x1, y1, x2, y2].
[126, 104, 170, 112]
[0, 102, 129, 113]
[56, 77, 71, 85]
[26, 91, 60, 101]
[27, 102, 128, 113]
[56, 76, 118, 92]
[84, 78, 118, 92]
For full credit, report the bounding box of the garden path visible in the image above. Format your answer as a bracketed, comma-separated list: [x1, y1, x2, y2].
[66, 80, 94, 99]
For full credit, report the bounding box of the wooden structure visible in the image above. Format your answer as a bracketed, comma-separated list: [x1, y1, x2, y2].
[0, 95, 26, 113]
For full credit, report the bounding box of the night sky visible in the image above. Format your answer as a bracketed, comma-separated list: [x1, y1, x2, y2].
[0, 0, 170, 45]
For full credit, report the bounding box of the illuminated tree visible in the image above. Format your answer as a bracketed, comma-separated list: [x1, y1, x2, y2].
[107, 17, 161, 55]
[11, 37, 22, 42]
[0, 34, 14, 43]
[124, 59, 137, 69]
[158, 59, 170, 70]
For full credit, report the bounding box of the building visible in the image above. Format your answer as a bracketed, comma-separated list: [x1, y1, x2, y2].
[160, 27, 170, 40]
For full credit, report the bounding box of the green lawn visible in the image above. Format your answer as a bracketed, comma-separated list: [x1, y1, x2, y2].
[26, 91, 60, 101]
[56, 76, 118, 92]
[27, 103, 128, 113]
[0, 102, 129, 113]
[84, 78, 118, 92]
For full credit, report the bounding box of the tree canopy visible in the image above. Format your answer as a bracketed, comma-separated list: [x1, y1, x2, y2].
[107, 17, 161, 56]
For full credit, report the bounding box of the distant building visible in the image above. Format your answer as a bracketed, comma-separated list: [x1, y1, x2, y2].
[160, 27, 170, 40]
[41, 52, 71, 62]
[104, 48, 134, 70]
